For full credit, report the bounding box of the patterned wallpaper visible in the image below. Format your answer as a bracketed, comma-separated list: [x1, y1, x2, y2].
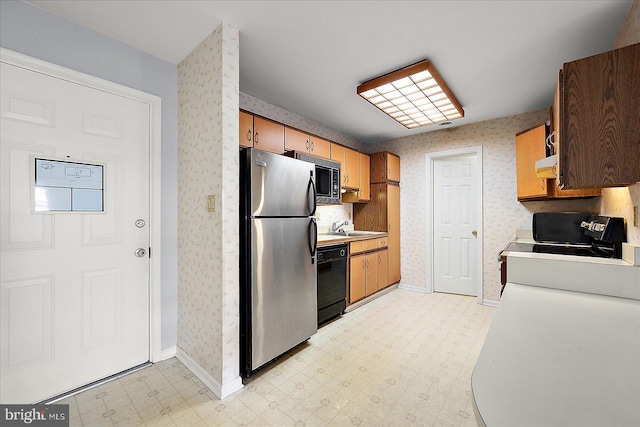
[240, 92, 358, 234]
[177, 23, 240, 389]
[367, 110, 595, 303]
[600, 0, 640, 245]
[240, 92, 365, 152]
[614, 0, 640, 50]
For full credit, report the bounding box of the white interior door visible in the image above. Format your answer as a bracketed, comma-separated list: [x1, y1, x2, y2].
[433, 154, 478, 296]
[0, 62, 150, 403]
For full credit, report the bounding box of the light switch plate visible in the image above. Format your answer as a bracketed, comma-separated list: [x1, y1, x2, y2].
[207, 195, 216, 212]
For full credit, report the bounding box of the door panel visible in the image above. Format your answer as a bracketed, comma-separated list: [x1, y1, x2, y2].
[433, 155, 478, 296]
[0, 62, 150, 403]
[250, 218, 317, 370]
[1, 277, 53, 374]
[247, 149, 315, 217]
[387, 184, 401, 285]
[1, 142, 55, 250]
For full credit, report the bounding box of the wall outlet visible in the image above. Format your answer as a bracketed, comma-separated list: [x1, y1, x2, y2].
[634, 205, 638, 227]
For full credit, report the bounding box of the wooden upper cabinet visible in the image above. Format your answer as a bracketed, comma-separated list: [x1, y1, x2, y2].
[344, 147, 360, 190]
[284, 127, 309, 152]
[516, 124, 600, 201]
[371, 152, 400, 184]
[331, 143, 345, 164]
[239, 111, 254, 149]
[558, 43, 640, 188]
[387, 153, 400, 183]
[332, 143, 363, 189]
[342, 152, 370, 203]
[253, 116, 285, 154]
[309, 136, 331, 159]
[359, 153, 370, 201]
[516, 125, 548, 200]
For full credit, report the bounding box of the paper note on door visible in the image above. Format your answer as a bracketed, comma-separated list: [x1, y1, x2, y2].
[34, 158, 103, 212]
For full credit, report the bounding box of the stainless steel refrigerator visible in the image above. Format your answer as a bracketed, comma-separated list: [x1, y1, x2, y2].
[240, 148, 318, 377]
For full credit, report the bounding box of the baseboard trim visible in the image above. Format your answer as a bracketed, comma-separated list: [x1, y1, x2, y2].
[158, 346, 177, 361]
[482, 299, 499, 308]
[398, 283, 430, 293]
[175, 347, 243, 399]
[344, 284, 398, 312]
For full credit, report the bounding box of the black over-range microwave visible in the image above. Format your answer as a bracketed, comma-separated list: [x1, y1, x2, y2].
[295, 152, 341, 205]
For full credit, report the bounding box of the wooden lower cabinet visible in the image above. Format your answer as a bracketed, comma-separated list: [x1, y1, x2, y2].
[350, 254, 366, 303]
[377, 249, 388, 293]
[353, 183, 400, 287]
[349, 238, 389, 304]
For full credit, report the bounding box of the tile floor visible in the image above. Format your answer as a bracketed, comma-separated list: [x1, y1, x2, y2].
[59, 289, 495, 426]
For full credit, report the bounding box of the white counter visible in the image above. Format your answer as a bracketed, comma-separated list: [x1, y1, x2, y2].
[472, 255, 640, 426]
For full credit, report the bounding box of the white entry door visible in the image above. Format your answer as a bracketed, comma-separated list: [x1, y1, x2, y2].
[433, 154, 478, 296]
[0, 62, 150, 403]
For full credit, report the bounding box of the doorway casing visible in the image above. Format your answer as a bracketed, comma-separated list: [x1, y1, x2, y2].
[0, 48, 165, 363]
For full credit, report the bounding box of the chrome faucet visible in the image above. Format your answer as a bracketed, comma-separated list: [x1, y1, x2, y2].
[332, 219, 350, 234]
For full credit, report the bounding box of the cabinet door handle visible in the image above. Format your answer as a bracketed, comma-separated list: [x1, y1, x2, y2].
[255, 132, 259, 144]
[306, 139, 310, 150]
[363, 259, 366, 269]
[247, 130, 252, 142]
[540, 178, 545, 191]
[311, 140, 314, 152]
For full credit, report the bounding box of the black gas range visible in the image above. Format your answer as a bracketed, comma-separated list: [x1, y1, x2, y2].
[502, 241, 616, 258]
[512, 212, 625, 259]
[499, 212, 626, 295]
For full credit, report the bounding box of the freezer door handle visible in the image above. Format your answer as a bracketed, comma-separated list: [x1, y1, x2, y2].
[308, 218, 317, 263]
[308, 175, 317, 216]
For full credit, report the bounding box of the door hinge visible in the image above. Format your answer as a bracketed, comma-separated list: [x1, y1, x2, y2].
[148, 247, 151, 258]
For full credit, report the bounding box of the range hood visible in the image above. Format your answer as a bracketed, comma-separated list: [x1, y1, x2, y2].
[535, 154, 557, 178]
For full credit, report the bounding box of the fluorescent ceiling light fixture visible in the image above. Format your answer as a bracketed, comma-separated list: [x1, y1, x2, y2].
[357, 59, 465, 129]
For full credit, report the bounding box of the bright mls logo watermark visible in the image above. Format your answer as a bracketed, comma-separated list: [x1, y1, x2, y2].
[1, 405, 68, 426]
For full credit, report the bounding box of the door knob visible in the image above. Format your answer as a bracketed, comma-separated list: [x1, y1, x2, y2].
[134, 248, 147, 257]
[472, 230, 477, 237]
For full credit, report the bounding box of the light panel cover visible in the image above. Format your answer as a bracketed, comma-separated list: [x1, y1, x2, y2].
[357, 60, 464, 129]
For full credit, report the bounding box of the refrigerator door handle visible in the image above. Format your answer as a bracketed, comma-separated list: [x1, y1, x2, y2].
[308, 218, 318, 263]
[308, 176, 317, 216]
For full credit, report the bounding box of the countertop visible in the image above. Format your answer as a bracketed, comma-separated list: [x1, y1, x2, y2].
[317, 231, 387, 246]
[472, 253, 640, 426]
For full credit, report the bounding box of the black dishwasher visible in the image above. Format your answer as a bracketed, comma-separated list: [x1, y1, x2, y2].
[317, 243, 347, 325]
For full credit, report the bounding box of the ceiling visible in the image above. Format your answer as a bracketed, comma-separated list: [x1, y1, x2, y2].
[27, 0, 632, 144]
